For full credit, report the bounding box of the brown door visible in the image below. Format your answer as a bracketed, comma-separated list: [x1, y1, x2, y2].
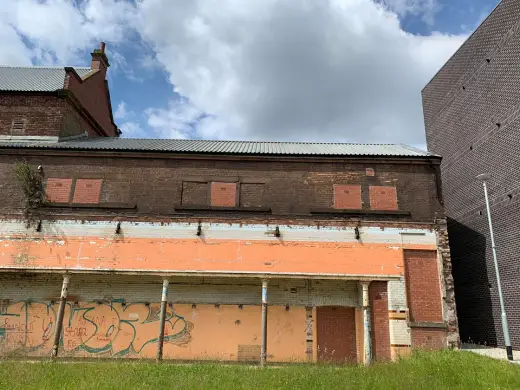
[316, 306, 357, 363]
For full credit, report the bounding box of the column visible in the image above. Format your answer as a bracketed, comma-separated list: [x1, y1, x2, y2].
[260, 279, 268, 367]
[156, 278, 169, 363]
[359, 281, 372, 365]
[51, 274, 70, 359]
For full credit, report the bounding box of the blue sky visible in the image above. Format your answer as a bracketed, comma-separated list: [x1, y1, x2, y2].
[1, 0, 501, 147]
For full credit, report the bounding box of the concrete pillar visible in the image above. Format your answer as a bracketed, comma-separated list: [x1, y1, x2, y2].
[51, 274, 70, 359]
[156, 278, 169, 363]
[260, 279, 268, 367]
[305, 306, 313, 362]
[359, 281, 372, 365]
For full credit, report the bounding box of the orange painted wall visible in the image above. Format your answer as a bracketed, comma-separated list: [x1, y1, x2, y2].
[0, 301, 306, 362]
[0, 236, 428, 276]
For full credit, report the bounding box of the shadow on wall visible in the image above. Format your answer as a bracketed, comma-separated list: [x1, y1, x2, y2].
[447, 218, 497, 346]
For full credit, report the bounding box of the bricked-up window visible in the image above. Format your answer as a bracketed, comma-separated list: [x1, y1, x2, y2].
[333, 185, 362, 209]
[211, 182, 237, 207]
[404, 250, 443, 323]
[369, 186, 398, 211]
[72, 179, 102, 204]
[181, 181, 208, 205]
[45, 178, 73, 203]
[240, 183, 265, 207]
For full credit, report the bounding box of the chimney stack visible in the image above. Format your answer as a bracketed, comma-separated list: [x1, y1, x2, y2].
[91, 42, 110, 78]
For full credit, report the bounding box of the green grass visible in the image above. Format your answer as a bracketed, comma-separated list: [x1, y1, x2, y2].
[0, 350, 519, 390]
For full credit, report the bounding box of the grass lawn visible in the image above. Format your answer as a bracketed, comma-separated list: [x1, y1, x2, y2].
[1, 350, 519, 390]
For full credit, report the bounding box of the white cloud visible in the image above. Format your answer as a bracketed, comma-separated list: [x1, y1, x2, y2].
[380, 0, 441, 25]
[0, 0, 468, 146]
[119, 121, 147, 138]
[144, 98, 203, 139]
[114, 101, 133, 120]
[138, 0, 466, 145]
[0, 0, 137, 65]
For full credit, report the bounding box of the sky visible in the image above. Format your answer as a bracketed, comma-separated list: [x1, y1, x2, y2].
[0, 0, 501, 149]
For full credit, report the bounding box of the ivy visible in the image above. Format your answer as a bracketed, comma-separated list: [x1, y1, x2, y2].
[13, 161, 46, 227]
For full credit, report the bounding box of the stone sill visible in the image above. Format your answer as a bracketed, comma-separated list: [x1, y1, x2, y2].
[410, 322, 447, 329]
[43, 202, 137, 210]
[174, 205, 272, 213]
[309, 208, 411, 217]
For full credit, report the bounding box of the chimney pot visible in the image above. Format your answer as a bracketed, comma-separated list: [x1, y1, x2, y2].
[100, 42, 106, 53]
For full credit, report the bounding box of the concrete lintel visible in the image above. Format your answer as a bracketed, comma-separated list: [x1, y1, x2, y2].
[410, 322, 447, 329]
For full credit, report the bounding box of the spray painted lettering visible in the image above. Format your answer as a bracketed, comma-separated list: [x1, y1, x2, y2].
[0, 301, 192, 358]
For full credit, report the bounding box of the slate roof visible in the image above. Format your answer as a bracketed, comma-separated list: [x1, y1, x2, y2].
[0, 137, 437, 157]
[0, 66, 92, 92]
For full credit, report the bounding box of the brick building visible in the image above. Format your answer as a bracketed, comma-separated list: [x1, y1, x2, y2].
[0, 42, 119, 140]
[422, 0, 520, 349]
[0, 45, 458, 363]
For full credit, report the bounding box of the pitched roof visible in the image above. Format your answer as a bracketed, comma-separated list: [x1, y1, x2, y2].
[0, 66, 92, 92]
[0, 137, 437, 157]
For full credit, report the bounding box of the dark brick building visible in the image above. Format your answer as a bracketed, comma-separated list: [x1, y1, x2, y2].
[0, 45, 458, 363]
[422, 0, 520, 349]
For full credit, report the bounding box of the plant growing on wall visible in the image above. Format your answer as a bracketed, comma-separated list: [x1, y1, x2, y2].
[13, 161, 46, 227]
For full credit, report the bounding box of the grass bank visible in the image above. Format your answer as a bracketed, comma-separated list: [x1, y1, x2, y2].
[0, 350, 519, 389]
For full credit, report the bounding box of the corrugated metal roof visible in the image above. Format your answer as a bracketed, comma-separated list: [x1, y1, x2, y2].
[0, 66, 92, 92]
[0, 138, 437, 157]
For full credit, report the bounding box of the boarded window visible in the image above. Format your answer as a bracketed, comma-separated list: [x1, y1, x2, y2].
[333, 185, 362, 209]
[46, 178, 73, 203]
[72, 179, 102, 204]
[369, 186, 398, 211]
[404, 250, 443, 322]
[181, 181, 208, 205]
[211, 182, 237, 207]
[10, 118, 26, 136]
[240, 183, 265, 207]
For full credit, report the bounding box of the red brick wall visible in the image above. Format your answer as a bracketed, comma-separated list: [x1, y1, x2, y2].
[404, 250, 443, 322]
[0, 91, 114, 139]
[333, 184, 362, 209]
[239, 183, 266, 207]
[211, 182, 237, 207]
[181, 182, 208, 205]
[411, 328, 447, 350]
[60, 104, 100, 138]
[0, 155, 444, 221]
[316, 307, 357, 363]
[66, 71, 118, 137]
[369, 186, 398, 211]
[369, 281, 391, 361]
[72, 179, 102, 204]
[405, 250, 446, 350]
[0, 95, 65, 137]
[45, 178, 73, 203]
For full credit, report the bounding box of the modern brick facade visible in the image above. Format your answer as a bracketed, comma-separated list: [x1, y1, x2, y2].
[423, 0, 520, 349]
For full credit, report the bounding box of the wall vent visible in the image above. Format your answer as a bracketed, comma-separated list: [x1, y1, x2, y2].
[10, 117, 27, 135]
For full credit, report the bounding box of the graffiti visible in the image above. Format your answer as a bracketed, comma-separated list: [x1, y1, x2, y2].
[0, 301, 192, 358]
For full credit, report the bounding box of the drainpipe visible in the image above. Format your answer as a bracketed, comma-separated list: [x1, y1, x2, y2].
[156, 278, 169, 363]
[260, 279, 268, 367]
[51, 274, 70, 359]
[359, 281, 372, 365]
